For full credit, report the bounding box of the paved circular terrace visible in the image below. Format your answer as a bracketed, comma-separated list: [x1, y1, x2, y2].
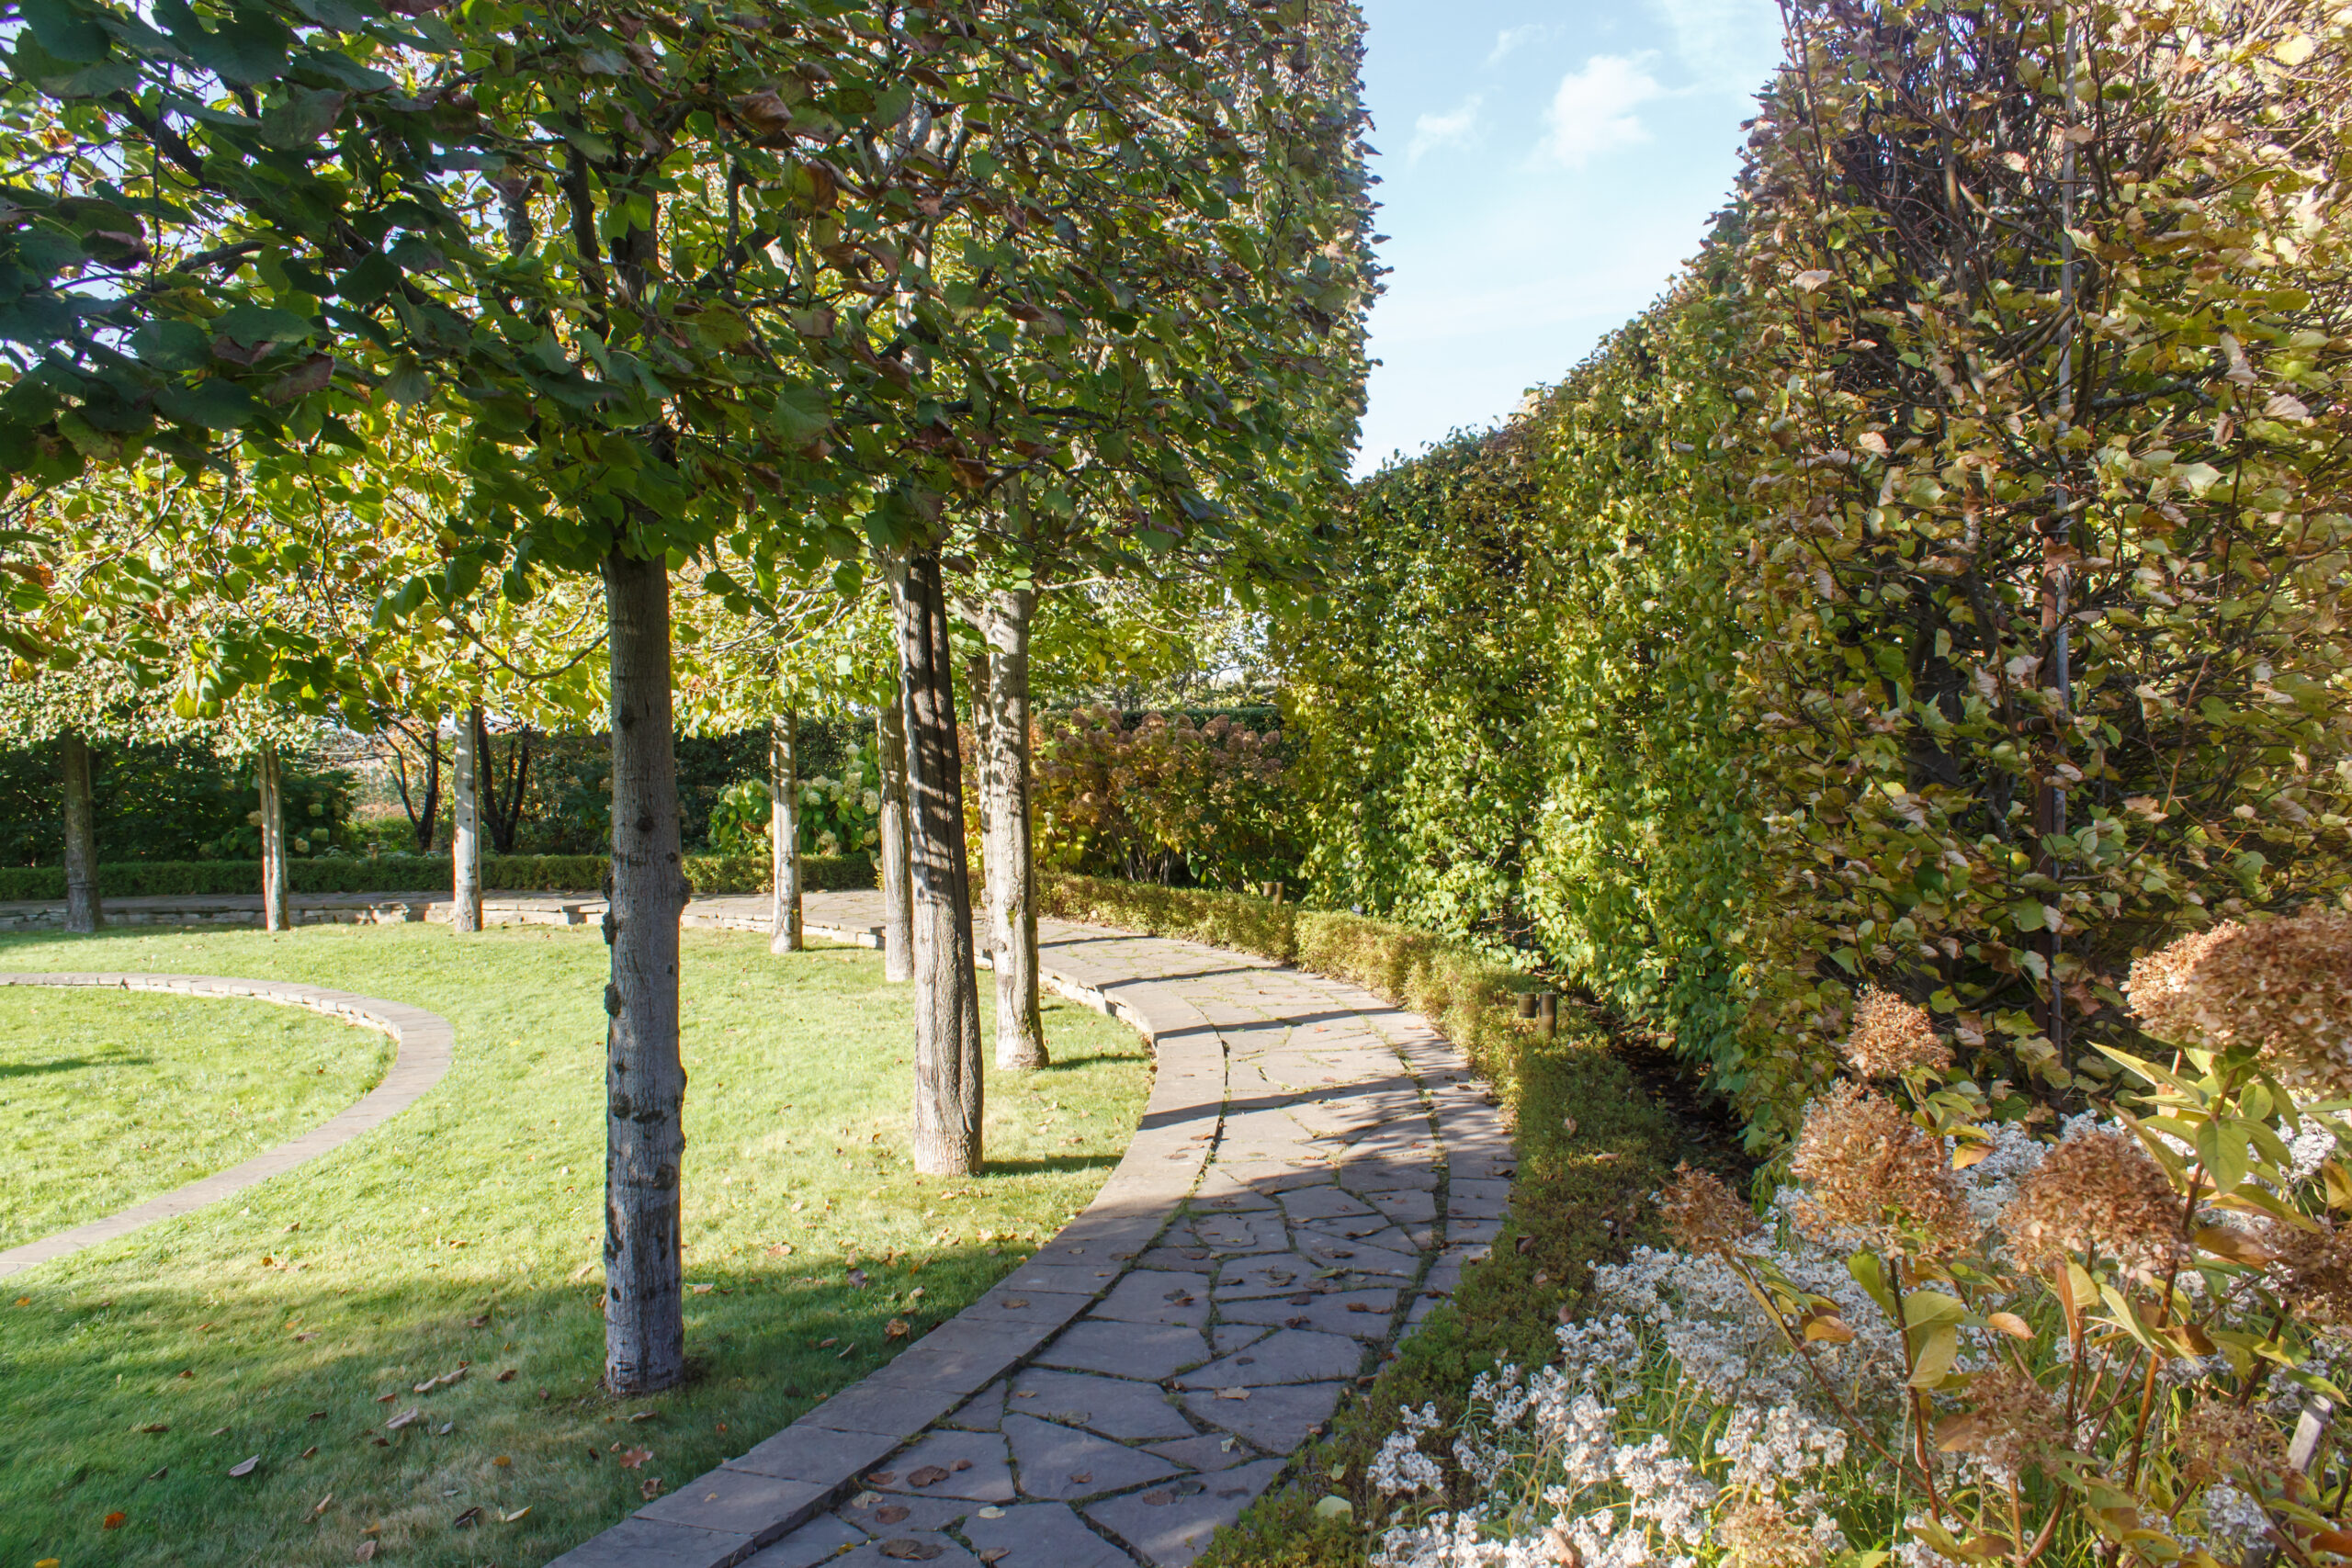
[0, 887, 1516, 1567]
[0, 974, 455, 1281]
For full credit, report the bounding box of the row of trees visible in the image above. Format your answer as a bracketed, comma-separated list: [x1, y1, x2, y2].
[1288, 0, 2352, 1143]
[0, 0, 1374, 1390]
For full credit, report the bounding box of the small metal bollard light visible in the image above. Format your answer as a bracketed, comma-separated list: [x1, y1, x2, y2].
[1536, 992, 1559, 1037]
[1515, 992, 1540, 1021]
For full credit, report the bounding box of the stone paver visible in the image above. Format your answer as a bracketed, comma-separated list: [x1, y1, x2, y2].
[0, 885, 1514, 1566]
[0, 973, 456, 1280]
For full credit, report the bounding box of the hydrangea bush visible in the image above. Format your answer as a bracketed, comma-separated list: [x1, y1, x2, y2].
[707, 741, 884, 859]
[1370, 913, 2352, 1568]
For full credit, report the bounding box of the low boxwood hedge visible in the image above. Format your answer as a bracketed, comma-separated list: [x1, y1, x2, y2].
[0, 852, 875, 902]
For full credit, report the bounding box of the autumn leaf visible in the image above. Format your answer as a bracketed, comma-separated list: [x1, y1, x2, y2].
[103, 1512, 129, 1529]
[355, 1541, 378, 1562]
[617, 1447, 651, 1470]
[639, 1477, 663, 1501]
[502, 1507, 531, 1524]
[385, 1407, 421, 1431]
[453, 1505, 482, 1528]
[228, 1457, 260, 1478]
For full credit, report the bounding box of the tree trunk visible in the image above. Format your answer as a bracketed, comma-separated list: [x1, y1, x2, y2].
[978, 588, 1046, 1070]
[258, 742, 289, 933]
[891, 551, 984, 1177]
[394, 728, 442, 852]
[60, 732, 102, 933]
[452, 706, 484, 933]
[877, 684, 914, 984]
[770, 711, 802, 954]
[601, 548, 688, 1394]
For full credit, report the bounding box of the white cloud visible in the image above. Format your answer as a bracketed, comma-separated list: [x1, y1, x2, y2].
[1485, 23, 1559, 67]
[1406, 94, 1483, 164]
[1646, 0, 1785, 93]
[1538, 54, 1665, 168]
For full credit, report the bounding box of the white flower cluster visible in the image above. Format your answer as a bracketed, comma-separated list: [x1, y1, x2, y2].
[1715, 1404, 1848, 1493]
[1373, 1402, 1448, 1497]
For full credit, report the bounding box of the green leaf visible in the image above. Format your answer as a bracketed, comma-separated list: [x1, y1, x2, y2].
[1907, 1323, 1960, 1386]
[2198, 1121, 2250, 1193]
[130, 319, 212, 372]
[154, 377, 257, 430]
[1848, 1252, 1897, 1315]
[17, 0, 109, 63]
[214, 302, 314, 348]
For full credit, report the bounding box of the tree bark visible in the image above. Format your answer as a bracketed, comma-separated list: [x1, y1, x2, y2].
[258, 742, 289, 933]
[60, 732, 102, 933]
[770, 711, 802, 953]
[877, 683, 914, 984]
[978, 588, 1047, 1069]
[891, 551, 984, 1177]
[390, 726, 442, 852]
[601, 548, 688, 1394]
[452, 706, 484, 933]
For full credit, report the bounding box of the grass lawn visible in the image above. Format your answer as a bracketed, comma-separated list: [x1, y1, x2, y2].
[0, 923, 1148, 1568]
[0, 989, 394, 1252]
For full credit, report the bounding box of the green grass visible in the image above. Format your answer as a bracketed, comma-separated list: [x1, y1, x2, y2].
[0, 923, 1148, 1568]
[0, 989, 393, 1251]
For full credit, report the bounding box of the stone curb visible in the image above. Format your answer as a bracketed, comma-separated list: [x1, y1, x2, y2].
[0, 973, 457, 1280]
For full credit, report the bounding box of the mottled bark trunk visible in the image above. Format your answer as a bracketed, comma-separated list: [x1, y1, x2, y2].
[601, 549, 687, 1394]
[770, 712, 802, 954]
[877, 686, 914, 984]
[978, 588, 1046, 1070]
[891, 551, 984, 1177]
[451, 706, 483, 933]
[61, 732, 101, 933]
[258, 742, 289, 933]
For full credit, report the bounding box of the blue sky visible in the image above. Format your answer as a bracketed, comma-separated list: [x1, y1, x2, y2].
[1351, 0, 1787, 474]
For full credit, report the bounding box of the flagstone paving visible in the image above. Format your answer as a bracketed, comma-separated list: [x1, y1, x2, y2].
[546, 888, 1517, 1568]
[0, 884, 1514, 1564]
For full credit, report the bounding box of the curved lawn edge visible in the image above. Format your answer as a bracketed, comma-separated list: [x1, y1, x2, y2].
[0, 973, 456, 1281]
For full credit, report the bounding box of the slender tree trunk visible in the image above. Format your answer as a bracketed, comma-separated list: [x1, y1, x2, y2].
[258, 742, 289, 933]
[60, 732, 102, 933]
[877, 684, 914, 984]
[978, 588, 1046, 1069]
[601, 548, 687, 1394]
[400, 729, 442, 852]
[452, 706, 483, 933]
[891, 551, 984, 1177]
[770, 711, 802, 954]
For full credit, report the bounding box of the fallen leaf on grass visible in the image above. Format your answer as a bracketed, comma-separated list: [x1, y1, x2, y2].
[879, 1543, 942, 1562]
[639, 1477, 663, 1500]
[436, 1422, 453, 1436]
[467, 1315, 490, 1327]
[313, 1494, 334, 1516]
[845, 1269, 868, 1289]
[493, 1455, 511, 1468]
[689, 1283, 712, 1295]
[627, 1411, 656, 1423]
[145, 1468, 167, 1482]
[209, 1427, 230, 1437]
[413, 1366, 467, 1394]
[885, 1317, 910, 1339]
[355, 1541, 378, 1562]
[617, 1448, 651, 1470]
[385, 1408, 421, 1431]
[103, 1513, 128, 1529]
[495, 1369, 516, 1382]
[293, 1332, 320, 1342]
[137, 1423, 168, 1433]
[502, 1507, 530, 1524]
[301, 1447, 318, 1459]
[176, 1370, 193, 1379]
[228, 1457, 260, 1478]
[374, 1392, 397, 1404]
[308, 1410, 328, 1421]
[453, 1505, 482, 1528]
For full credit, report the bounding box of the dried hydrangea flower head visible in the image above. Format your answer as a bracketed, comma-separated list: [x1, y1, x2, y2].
[1659, 1163, 1762, 1256]
[1947, 1362, 2067, 1480]
[2179, 1398, 2287, 1486]
[2002, 1130, 2185, 1274]
[2130, 913, 2352, 1087]
[1717, 1495, 1825, 1568]
[1841, 987, 1952, 1079]
[2262, 1214, 2352, 1325]
[1789, 1081, 1973, 1254]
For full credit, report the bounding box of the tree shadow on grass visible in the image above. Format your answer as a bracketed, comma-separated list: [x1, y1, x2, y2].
[978, 1154, 1120, 1177]
[0, 1054, 152, 1077]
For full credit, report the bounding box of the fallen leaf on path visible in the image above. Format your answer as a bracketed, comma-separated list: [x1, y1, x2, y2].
[979, 1551, 1010, 1565]
[952, 1460, 971, 1472]
[617, 1448, 651, 1470]
[879, 1543, 942, 1562]
[385, 1408, 421, 1431]
[1066, 1472, 1091, 1485]
[1001, 1299, 1028, 1309]
[103, 1513, 128, 1529]
[1215, 1388, 1251, 1401]
[874, 1505, 910, 1525]
[976, 1506, 1004, 1519]
[906, 1465, 950, 1487]
[228, 1457, 260, 1478]
[1141, 1490, 1173, 1506]
[865, 1472, 896, 1485]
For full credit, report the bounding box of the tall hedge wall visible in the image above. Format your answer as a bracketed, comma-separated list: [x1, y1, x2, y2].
[0, 853, 876, 903]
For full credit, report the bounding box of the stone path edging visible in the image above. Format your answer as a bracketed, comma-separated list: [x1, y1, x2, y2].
[0, 974, 456, 1281]
[543, 891, 1516, 1568]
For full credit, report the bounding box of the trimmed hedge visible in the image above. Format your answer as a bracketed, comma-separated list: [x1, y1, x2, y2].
[0, 853, 876, 902]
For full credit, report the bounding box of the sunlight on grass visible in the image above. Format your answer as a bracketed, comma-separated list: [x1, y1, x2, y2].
[0, 990, 392, 1251]
[0, 923, 1148, 1568]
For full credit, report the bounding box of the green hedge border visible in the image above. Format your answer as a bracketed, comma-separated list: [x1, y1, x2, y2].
[0, 853, 876, 902]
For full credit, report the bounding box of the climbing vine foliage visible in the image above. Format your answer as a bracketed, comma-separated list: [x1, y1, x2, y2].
[1285, 0, 2352, 1143]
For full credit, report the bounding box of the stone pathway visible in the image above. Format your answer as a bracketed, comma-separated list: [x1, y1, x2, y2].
[0, 886, 1514, 1565]
[0, 974, 455, 1280]
[548, 890, 1515, 1568]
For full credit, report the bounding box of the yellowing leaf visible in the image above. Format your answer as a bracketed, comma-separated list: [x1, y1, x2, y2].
[1794, 270, 1835, 293]
[1985, 1312, 2033, 1339]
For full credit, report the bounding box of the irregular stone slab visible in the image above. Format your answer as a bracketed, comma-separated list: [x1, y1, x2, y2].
[1207, 1254, 1317, 1300]
[1180, 1382, 1346, 1452]
[831, 1533, 980, 1566]
[1088, 1270, 1209, 1329]
[1294, 1233, 1419, 1278]
[1004, 1413, 1182, 1501]
[1211, 1324, 1272, 1353]
[1007, 1368, 1195, 1441]
[1132, 1246, 1216, 1274]
[730, 1423, 901, 1485]
[636, 1467, 828, 1545]
[1363, 1188, 1437, 1226]
[1277, 1185, 1377, 1223]
[1034, 1320, 1208, 1381]
[960, 1501, 1134, 1568]
[944, 1381, 1006, 1432]
[836, 1492, 969, 1536]
[869, 1429, 1013, 1503]
[741, 1512, 867, 1566]
[1299, 1217, 1422, 1258]
[1085, 1457, 1287, 1567]
[1145, 1434, 1253, 1472]
[1174, 1328, 1365, 1389]
[1219, 1288, 1396, 1340]
[1191, 1212, 1289, 1255]
[543, 1516, 749, 1568]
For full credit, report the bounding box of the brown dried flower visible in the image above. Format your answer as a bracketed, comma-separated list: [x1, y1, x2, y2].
[1659, 1163, 1762, 1256]
[2264, 1215, 2352, 1325]
[1955, 1363, 2068, 1479]
[1717, 1496, 1825, 1568]
[2130, 913, 2352, 1088]
[1790, 1082, 1973, 1254]
[2179, 1397, 2287, 1485]
[2002, 1131, 2185, 1273]
[1842, 987, 1952, 1078]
